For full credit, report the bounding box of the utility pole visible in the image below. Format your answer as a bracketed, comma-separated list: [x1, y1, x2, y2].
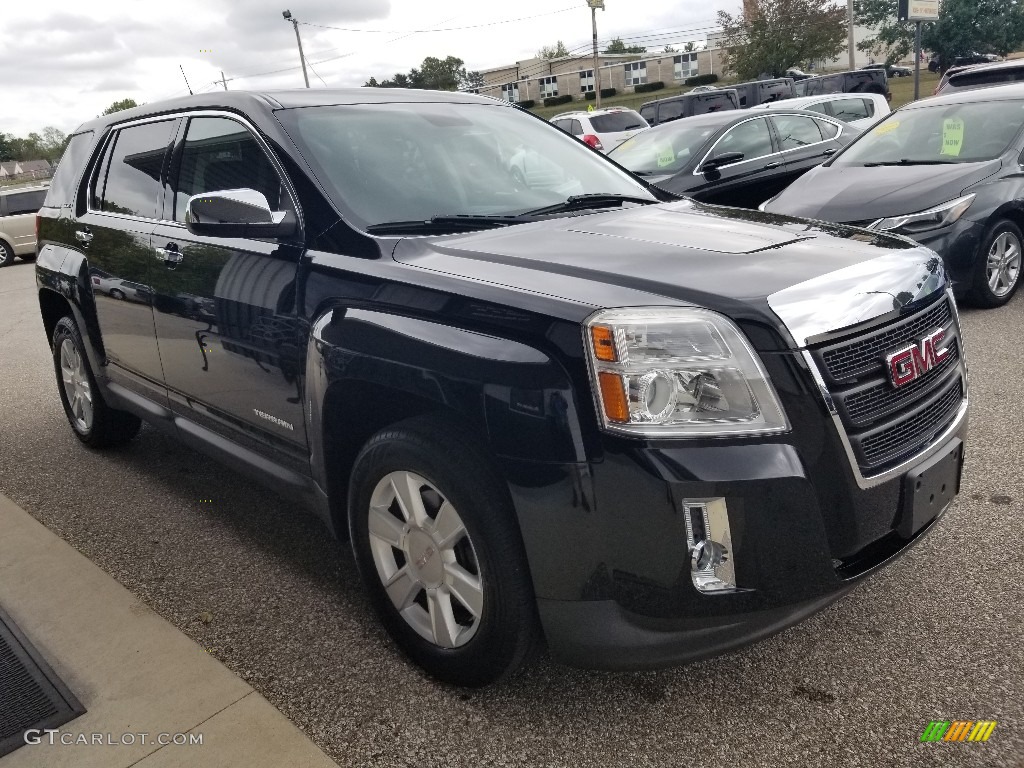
[282, 9, 310, 88]
[588, 0, 605, 107]
[219, 71, 229, 91]
[847, 0, 856, 70]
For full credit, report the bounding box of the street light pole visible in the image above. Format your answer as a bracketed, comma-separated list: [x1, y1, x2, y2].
[588, 0, 605, 108]
[846, 0, 856, 70]
[282, 10, 310, 88]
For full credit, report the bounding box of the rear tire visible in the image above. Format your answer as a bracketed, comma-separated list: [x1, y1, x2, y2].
[968, 219, 1023, 308]
[348, 416, 539, 686]
[52, 316, 142, 448]
[0, 240, 14, 267]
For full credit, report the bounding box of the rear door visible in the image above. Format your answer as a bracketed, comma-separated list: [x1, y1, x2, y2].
[150, 113, 308, 460]
[769, 113, 841, 186]
[77, 118, 178, 403]
[692, 116, 782, 208]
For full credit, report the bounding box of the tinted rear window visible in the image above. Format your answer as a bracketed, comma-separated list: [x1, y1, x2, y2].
[694, 93, 738, 114]
[43, 131, 94, 208]
[96, 120, 176, 218]
[947, 66, 1024, 90]
[589, 111, 647, 133]
[3, 189, 47, 216]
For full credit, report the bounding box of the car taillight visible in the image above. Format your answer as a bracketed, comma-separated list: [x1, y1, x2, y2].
[582, 134, 604, 150]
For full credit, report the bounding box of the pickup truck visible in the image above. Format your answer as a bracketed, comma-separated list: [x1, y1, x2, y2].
[35, 89, 968, 686]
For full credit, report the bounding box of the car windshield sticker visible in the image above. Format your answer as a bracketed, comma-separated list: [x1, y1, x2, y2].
[656, 143, 675, 167]
[875, 120, 900, 136]
[941, 118, 965, 157]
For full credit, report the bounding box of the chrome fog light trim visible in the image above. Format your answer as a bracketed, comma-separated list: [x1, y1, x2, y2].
[683, 497, 739, 593]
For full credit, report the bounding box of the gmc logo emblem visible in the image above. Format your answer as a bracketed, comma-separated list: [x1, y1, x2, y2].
[886, 329, 949, 388]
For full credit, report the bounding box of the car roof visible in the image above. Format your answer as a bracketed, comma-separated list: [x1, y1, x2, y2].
[70, 88, 507, 134]
[905, 81, 1024, 108]
[550, 107, 639, 120]
[949, 58, 1020, 74]
[0, 183, 50, 196]
[642, 107, 829, 131]
[755, 93, 884, 109]
[640, 89, 738, 108]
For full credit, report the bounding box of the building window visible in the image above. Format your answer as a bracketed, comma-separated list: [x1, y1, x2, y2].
[540, 76, 559, 98]
[579, 70, 595, 93]
[674, 53, 698, 80]
[625, 62, 647, 86]
[501, 83, 520, 102]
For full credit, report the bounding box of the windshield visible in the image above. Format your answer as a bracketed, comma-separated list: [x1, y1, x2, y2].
[607, 122, 719, 175]
[833, 99, 1024, 166]
[276, 102, 653, 229]
[590, 111, 647, 132]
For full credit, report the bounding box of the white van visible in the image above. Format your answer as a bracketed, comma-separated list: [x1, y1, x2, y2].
[0, 184, 48, 266]
[752, 93, 890, 131]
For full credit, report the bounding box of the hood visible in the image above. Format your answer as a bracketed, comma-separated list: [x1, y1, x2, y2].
[392, 200, 935, 342]
[765, 159, 1001, 223]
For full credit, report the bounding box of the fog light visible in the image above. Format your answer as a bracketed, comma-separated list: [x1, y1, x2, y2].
[683, 497, 738, 593]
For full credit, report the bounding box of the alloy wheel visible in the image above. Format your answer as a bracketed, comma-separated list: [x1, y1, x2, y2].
[60, 338, 93, 431]
[367, 471, 484, 648]
[987, 231, 1021, 298]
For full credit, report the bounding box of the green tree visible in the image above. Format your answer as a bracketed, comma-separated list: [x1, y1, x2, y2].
[684, 41, 697, 52]
[856, 0, 1024, 68]
[663, 45, 678, 53]
[102, 98, 140, 116]
[365, 56, 469, 91]
[0, 134, 14, 162]
[538, 40, 570, 59]
[463, 70, 486, 90]
[604, 38, 647, 54]
[718, 0, 846, 79]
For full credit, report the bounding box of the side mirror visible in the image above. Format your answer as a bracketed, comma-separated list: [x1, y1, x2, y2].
[699, 152, 745, 175]
[185, 189, 296, 239]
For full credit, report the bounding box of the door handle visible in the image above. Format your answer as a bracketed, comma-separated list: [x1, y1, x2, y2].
[763, 162, 783, 170]
[155, 244, 184, 266]
[822, 148, 838, 156]
[74, 229, 93, 246]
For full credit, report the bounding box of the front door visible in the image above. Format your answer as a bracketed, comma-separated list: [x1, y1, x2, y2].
[695, 116, 782, 208]
[149, 115, 308, 459]
[77, 118, 179, 401]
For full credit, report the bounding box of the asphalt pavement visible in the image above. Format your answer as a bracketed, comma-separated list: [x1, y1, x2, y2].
[1, 259, 1021, 767]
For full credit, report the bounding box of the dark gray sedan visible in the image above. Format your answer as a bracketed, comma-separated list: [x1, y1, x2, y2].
[608, 109, 856, 209]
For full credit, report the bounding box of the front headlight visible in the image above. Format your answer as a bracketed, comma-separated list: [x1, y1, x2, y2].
[868, 194, 975, 235]
[584, 307, 789, 437]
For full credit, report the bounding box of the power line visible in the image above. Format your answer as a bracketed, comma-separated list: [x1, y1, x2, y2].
[296, 6, 579, 35]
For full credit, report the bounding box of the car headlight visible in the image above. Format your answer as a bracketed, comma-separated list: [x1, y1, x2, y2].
[584, 307, 789, 437]
[868, 194, 975, 235]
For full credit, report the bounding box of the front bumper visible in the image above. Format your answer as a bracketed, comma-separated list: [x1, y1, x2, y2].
[905, 219, 986, 295]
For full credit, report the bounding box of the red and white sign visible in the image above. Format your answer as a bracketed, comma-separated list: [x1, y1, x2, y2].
[886, 329, 949, 388]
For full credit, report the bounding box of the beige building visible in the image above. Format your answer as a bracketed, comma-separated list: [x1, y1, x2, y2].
[474, 47, 726, 104]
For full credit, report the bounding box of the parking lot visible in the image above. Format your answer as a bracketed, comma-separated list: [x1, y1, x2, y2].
[1, 257, 1021, 766]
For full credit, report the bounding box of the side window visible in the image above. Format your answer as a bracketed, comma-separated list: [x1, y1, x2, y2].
[660, 101, 685, 123]
[713, 118, 773, 163]
[815, 119, 841, 139]
[804, 102, 830, 115]
[640, 105, 656, 123]
[173, 116, 284, 223]
[569, 120, 584, 136]
[4, 190, 47, 216]
[44, 131, 94, 208]
[771, 114, 825, 150]
[552, 120, 569, 133]
[96, 121, 176, 218]
[830, 98, 870, 122]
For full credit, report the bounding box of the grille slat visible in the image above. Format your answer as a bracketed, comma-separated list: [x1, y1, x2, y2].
[820, 301, 952, 382]
[811, 295, 966, 475]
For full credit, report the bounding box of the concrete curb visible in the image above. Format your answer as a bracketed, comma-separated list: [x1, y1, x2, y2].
[0, 492, 338, 768]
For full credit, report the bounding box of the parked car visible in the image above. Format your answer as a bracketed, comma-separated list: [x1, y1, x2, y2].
[37, 88, 967, 686]
[0, 184, 48, 266]
[608, 109, 855, 208]
[930, 52, 1000, 72]
[762, 84, 1024, 307]
[688, 84, 719, 93]
[752, 93, 890, 130]
[730, 78, 797, 108]
[933, 63, 979, 95]
[802, 69, 891, 101]
[550, 107, 648, 152]
[861, 62, 912, 78]
[936, 59, 1024, 94]
[638, 89, 739, 126]
[784, 68, 813, 81]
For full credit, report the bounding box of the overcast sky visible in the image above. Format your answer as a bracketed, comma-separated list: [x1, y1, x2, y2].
[0, 0, 735, 137]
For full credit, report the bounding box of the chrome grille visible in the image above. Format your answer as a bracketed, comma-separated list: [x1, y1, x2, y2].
[810, 295, 966, 474]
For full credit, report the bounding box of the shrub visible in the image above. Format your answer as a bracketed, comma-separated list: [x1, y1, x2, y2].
[684, 74, 719, 86]
[633, 81, 665, 94]
[516, 99, 536, 109]
[543, 94, 573, 107]
[585, 88, 617, 100]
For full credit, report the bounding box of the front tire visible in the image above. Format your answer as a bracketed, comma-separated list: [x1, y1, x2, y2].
[348, 416, 538, 686]
[969, 219, 1022, 308]
[0, 240, 15, 267]
[52, 316, 142, 447]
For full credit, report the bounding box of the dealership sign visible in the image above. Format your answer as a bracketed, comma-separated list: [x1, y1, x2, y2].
[898, 0, 940, 21]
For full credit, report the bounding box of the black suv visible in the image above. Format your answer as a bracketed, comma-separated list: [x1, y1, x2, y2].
[36, 90, 968, 686]
[801, 69, 891, 100]
[639, 89, 740, 125]
[730, 78, 797, 107]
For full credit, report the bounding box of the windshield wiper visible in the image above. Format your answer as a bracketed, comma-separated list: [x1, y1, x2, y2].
[365, 215, 524, 235]
[520, 193, 657, 217]
[862, 159, 960, 167]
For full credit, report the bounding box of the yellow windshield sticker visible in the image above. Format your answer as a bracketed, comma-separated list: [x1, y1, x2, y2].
[875, 120, 900, 135]
[941, 118, 965, 157]
[656, 143, 675, 167]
